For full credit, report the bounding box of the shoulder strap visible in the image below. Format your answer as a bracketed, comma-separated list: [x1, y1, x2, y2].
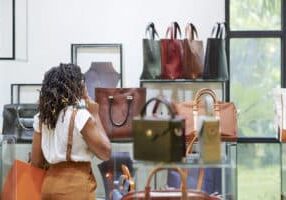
[66, 108, 78, 161]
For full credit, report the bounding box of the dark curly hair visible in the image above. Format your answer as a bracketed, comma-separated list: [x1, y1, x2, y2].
[38, 63, 85, 129]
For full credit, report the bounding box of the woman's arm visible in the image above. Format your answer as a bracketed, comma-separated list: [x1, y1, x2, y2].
[31, 132, 45, 168]
[81, 98, 111, 161]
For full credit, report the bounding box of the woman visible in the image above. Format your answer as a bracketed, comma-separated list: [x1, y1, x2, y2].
[31, 63, 111, 200]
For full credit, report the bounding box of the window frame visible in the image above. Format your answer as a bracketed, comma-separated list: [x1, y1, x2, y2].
[225, 0, 286, 141]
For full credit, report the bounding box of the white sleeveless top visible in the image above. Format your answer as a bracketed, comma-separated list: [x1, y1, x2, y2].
[33, 106, 94, 164]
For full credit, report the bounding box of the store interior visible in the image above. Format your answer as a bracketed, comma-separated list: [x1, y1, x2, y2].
[0, 0, 286, 199]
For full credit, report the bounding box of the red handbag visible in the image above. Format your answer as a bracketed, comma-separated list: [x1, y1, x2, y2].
[173, 88, 237, 143]
[161, 22, 184, 79]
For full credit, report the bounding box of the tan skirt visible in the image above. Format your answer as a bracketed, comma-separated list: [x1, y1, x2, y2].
[41, 161, 97, 200]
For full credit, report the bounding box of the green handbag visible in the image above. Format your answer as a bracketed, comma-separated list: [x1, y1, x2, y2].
[133, 97, 186, 162]
[140, 22, 161, 79]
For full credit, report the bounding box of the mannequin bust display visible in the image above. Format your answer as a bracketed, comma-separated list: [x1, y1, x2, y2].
[84, 62, 120, 100]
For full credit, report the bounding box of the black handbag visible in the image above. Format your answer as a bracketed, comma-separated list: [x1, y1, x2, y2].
[140, 22, 161, 80]
[2, 84, 40, 143]
[2, 104, 38, 143]
[204, 22, 228, 80]
[133, 97, 186, 162]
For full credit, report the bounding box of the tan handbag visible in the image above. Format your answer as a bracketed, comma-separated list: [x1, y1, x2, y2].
[173, 88, 237, 143]
[122, 166, 218, 200]
[182, 23, 204, 79]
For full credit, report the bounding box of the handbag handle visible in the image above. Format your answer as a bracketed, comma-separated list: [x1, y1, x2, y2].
[193, 88, 219, 111]
[185, 23, 198, 40]
[145, 167, 187, 200]
[211, 22, 226, 39]
[140, 97, 175, 118]
[108, 95, 133, 127]
[15, 105, 35, 131]
[145, 22, 159, 40]
[184, 135, 205, 191]
[165, 22, 182, 39]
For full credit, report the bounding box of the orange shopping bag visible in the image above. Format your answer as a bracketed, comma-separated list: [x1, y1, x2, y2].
[1, 160, 46, 200]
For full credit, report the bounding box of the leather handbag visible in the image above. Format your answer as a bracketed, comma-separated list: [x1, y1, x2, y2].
[1, 160, 46, 200]
[122, 167, 219, 200]
[182, 23, 204, 79]
[173, 88, 237, 142]
[204, 22, 228, 80]
[2, 104, 38, 143]
[161, 22, 184, 79]
[140, 22, 162, 80]
[133, 97, 186, 162]
[84, 62, 121, 100]
[95, 88, 146, 141]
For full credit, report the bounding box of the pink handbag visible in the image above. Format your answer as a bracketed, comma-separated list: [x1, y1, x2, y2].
[173, 88, 237, 143]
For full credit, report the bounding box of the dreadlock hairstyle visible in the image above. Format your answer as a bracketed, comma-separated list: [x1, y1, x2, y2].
[38, 63, 85, 129]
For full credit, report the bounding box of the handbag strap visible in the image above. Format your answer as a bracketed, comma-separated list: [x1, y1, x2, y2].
[211, 22, 226, 39]
[66, 108, 78, 161]
[145, 22, 159, 40]
[140, 97, 175, 118]
[185, 23, 198, 40]
[165, 22, 182, 39]
[185, 135, 205, 191]
[145, 167, 187, 200]
[193, 88, 219, 111]
[15, 105, 35, 131]
[108, 95, 133, 127]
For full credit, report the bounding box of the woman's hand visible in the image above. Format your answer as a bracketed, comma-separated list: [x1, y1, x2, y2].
[83, 85, 99, 115]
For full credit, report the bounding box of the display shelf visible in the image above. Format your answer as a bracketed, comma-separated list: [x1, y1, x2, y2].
[132, 142, 237, 200]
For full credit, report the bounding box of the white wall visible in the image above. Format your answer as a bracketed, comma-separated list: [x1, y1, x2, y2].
[0, 0, 225, 132]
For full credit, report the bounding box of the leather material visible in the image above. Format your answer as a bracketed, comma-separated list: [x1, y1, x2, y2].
[173, 88, 237, 143]
[204, 23, 228, 80]
[141, 22, 161, 79]
[161, 22, 184, 79]
[2, 104, 38, 143]
[133, 97, 186, 162]
[122, 167, 219, 200]
[95, 88, 146, 141]
[84, 62, 120, 100]
[182, 23, 204, 79]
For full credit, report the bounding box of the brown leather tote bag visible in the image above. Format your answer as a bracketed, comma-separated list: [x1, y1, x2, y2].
[182, 23, 204, 79]
[95, 88, 146, 142]
[173, 88, 237, 143]
[161, 22, 184, 79]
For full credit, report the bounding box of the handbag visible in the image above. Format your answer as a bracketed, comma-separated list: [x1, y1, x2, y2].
[204, 22, 228, 80]
[2, 104, 38, 143]
[1, 160, 46, 200]
[84, 62, 121, 100]
[161, 22, 184, 79]
[173, 88, 237, 142]
[133, 97, 186, 162]
[95, 88, 146, 141]
[122, 166, 219, 200]
[182, 23, 204, 79]
[140, 22, 162, 80]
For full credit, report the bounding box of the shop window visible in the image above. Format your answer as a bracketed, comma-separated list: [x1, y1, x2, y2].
[227, 0, 284, 138]
[237, 143, 281, 199]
